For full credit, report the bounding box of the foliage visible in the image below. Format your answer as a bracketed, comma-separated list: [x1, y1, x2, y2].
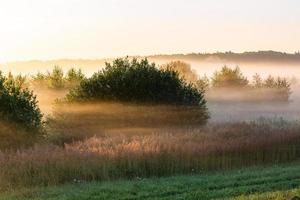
[196, 75, 210, 91]
[252, 74, 291, 101]
[160, 61, 211, 92]
[0, 72, 42, 129]
[7, 72, 29, 89]
[32, 67, 85, 89]
[49, 66, 64, 89]
[67, 58, 207, 108]
[208, 67, 291, 101]
[211, 66, 249, 88]
[65, 68, 85, 88]
[160, 61, 199, 84]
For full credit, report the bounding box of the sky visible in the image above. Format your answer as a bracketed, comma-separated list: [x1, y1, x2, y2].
[0, 0, 299, 62]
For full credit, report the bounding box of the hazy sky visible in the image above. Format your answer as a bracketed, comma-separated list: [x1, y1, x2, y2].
[0, 0, 299, 62]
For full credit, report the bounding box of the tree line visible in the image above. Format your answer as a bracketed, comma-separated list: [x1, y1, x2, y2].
[0, 58, 293, 130]
[162, 61, 291, 102]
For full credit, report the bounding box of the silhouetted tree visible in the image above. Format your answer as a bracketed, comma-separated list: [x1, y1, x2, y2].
[67, 58, 208, 120]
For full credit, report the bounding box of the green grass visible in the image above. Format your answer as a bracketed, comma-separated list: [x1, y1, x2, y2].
[2, 161, 300, 200]
[234, 188, 300, 200]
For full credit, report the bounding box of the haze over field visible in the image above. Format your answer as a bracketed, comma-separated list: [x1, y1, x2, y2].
[2, 1, 300, 199]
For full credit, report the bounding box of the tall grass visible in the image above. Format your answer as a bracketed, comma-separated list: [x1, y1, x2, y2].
[0, 121, 40, 150]
[1, 121, 300, 189]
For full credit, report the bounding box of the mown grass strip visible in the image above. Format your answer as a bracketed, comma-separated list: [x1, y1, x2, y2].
[1, 161, 300, 200]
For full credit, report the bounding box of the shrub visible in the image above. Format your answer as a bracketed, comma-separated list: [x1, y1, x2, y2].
[67, 58, 208, 108]
[211, 66, 249, 88]
[0, 72, 42, 129]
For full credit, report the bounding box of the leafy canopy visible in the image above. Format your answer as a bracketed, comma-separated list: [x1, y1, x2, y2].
[67, 58, 208, 108]
[32, 67, 85, 89]
[0, 72, 42, 129]
[212, 66, 249, 88]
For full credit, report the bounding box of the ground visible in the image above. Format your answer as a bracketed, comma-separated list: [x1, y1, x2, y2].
[2, 161, 300, 200]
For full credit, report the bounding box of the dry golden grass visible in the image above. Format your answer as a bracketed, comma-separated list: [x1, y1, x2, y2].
[1, 120, 300, 189]
[0, 121, 40, 150]
[1, 102, 300, 190]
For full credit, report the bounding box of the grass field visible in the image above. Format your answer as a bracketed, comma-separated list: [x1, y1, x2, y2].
[2, 161, 300, 200]
[1, 89, 300, 199]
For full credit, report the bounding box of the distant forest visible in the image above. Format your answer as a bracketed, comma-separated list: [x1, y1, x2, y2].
[2, 51, 300, 75]
[148, 51, 300, 63]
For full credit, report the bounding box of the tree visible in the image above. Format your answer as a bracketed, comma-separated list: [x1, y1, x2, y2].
[0, 72, 42, 129]
[252, 73, 263, 88]
[252, 74, 291, 101]
[49, 66, 64, 89]
[196, 75, 210, 91]
[65, 68, 85, 88]
[211, 66, 249, 88]
[262, 76, 291, 101]
[67, 58, 208, 109]
[160, 61, 199, 85]
[32, 67, 85, 89]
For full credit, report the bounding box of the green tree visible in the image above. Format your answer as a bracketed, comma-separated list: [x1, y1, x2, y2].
[49, 66, 64, 89]
[65, 68, 85, 88]
[67, 58, 208, 119]
[0, 72, 42, 129]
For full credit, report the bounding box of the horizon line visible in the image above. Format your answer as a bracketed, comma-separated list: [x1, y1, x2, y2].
[2, 50, 300, 64]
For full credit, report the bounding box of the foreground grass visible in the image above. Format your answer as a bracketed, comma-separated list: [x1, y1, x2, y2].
[2, 161, 300, 200]
[235, 188, 300, 200]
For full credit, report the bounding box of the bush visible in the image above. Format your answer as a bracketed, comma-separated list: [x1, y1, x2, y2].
[0, 72, 42, 129]
[212, 66, 249, 88]
[67, 58, 208, 108]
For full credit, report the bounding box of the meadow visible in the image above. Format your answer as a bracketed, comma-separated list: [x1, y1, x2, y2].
[1, 58, 300, 199]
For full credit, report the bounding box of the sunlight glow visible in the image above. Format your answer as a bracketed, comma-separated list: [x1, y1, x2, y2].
[0, 0, 299, 62]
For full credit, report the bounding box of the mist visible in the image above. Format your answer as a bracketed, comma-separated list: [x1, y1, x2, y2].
[189, 63, 300, 123]
[2, 56, 300, 124]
